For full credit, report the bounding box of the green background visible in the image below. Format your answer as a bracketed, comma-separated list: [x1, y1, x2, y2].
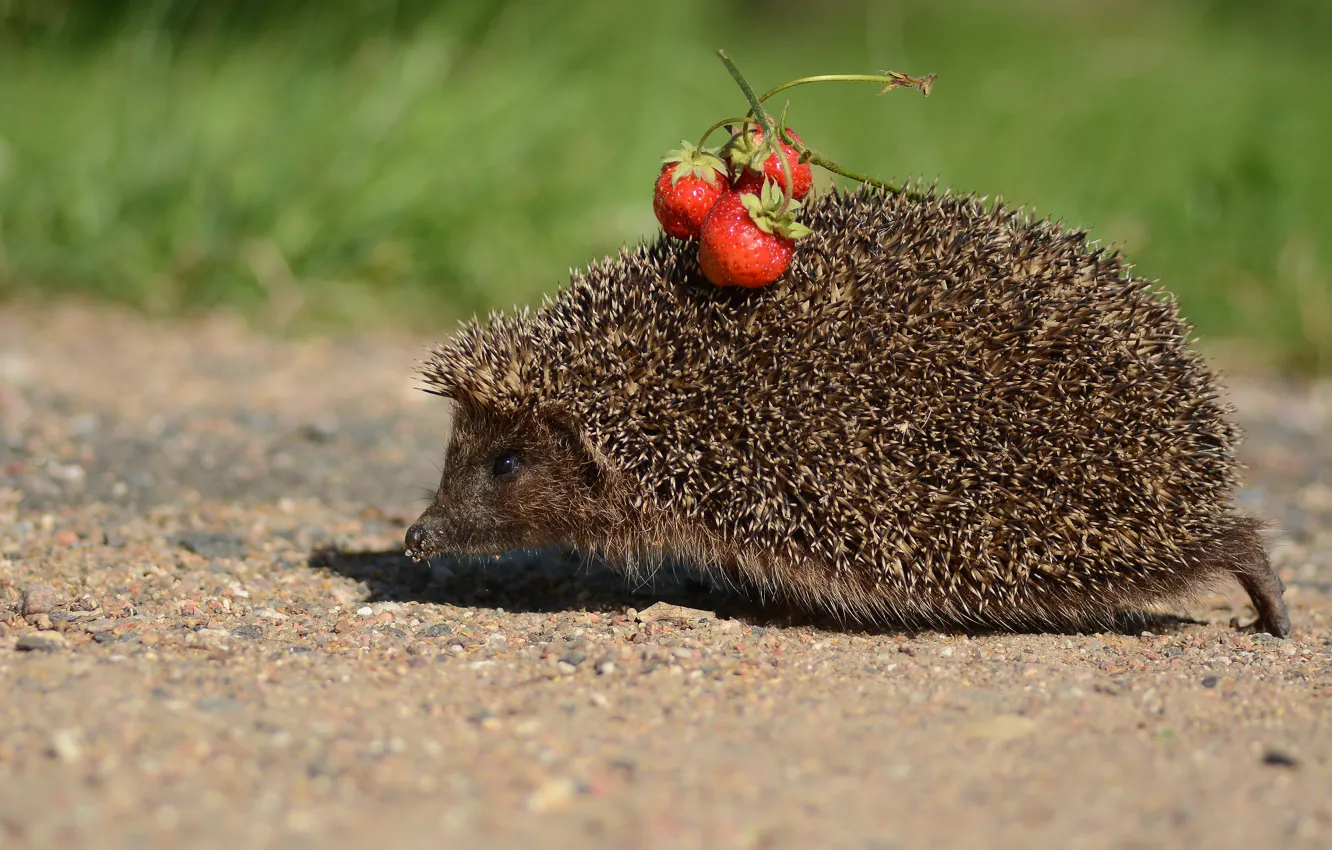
[1, 0, 1328, 371]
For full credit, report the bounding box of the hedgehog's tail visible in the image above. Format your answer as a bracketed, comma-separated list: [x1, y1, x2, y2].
[1200, 515, 1291, 638]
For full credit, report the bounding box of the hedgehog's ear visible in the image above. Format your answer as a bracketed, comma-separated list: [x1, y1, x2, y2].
[538, 405, 607, 491]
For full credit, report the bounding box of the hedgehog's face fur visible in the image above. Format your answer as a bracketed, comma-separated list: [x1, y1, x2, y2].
[405, 405, 604, 560]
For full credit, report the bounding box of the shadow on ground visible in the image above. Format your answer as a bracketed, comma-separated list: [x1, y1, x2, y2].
[307, 546, 1219, 638]
[307, 546, 751, 618]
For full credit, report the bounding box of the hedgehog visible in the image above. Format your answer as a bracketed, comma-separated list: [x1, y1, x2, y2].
[403, 184, 1291, 637]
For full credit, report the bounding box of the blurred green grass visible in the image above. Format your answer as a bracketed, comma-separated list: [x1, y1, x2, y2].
[0, 0, 1329, 371]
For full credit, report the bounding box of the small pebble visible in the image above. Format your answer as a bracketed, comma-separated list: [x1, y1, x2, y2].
[1262, 750, 1299, 768]
[48, 729, 82, 763]
[174, 532, 246, 559]
[25, 613, 53, 631]
[301, 416, 339, 443]
[20, 584, 60, 616]
[527, 777, 579, 812]
[633, 601, 714, 626]
[16, 632, 67, 652]
[356, 606, 373, 617]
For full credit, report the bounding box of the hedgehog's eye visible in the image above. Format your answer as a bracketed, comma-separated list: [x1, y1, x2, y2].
[491, 450, 522, 479]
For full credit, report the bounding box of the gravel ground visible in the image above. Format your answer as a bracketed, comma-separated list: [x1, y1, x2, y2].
[1, 304, 1330, 850]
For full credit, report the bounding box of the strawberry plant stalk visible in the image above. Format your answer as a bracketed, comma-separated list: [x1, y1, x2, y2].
[695, 116, 761, 151]
[714, 51, 936, 202]
[716, 50, 798, 217]
[752, 72, 935, 110]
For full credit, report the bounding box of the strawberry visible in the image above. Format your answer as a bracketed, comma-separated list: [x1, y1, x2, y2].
[725, 126, 813, 200]
[697, 179, 814, 289]
[652, 141, 729, 240]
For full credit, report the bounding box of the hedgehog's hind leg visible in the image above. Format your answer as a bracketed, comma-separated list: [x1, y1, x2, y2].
[1233, 557, 1290, 638]
[1211, 516, 1291, 638]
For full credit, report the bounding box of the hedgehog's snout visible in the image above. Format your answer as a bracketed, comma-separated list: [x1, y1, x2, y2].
[404, 508, 456, 561]
[403, 520, 434, 561]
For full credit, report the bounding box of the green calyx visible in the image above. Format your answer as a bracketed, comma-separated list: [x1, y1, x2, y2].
[741, 179, 814, 240]
[721, 125, 787, 176]
[661, 140, 728, 186]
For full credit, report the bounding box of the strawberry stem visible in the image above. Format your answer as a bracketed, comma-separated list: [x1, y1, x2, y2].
[695, 116, 761, 151]
[717, 50, 797, 217]
[752, 69, 933, 197]
[750, 72, 935, 112]
[790, 144, 925, 200]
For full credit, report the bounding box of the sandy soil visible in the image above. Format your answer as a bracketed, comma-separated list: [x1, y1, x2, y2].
[1, 304, 1329, 850]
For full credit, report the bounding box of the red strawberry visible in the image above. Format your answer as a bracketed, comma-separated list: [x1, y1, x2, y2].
[698, 179, 814, 289]
[726, 126, 813, 200]
[652, 142, 729, 240]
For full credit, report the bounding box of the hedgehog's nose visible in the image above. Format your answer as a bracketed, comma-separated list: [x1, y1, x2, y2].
[404, 522, 433, 558]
